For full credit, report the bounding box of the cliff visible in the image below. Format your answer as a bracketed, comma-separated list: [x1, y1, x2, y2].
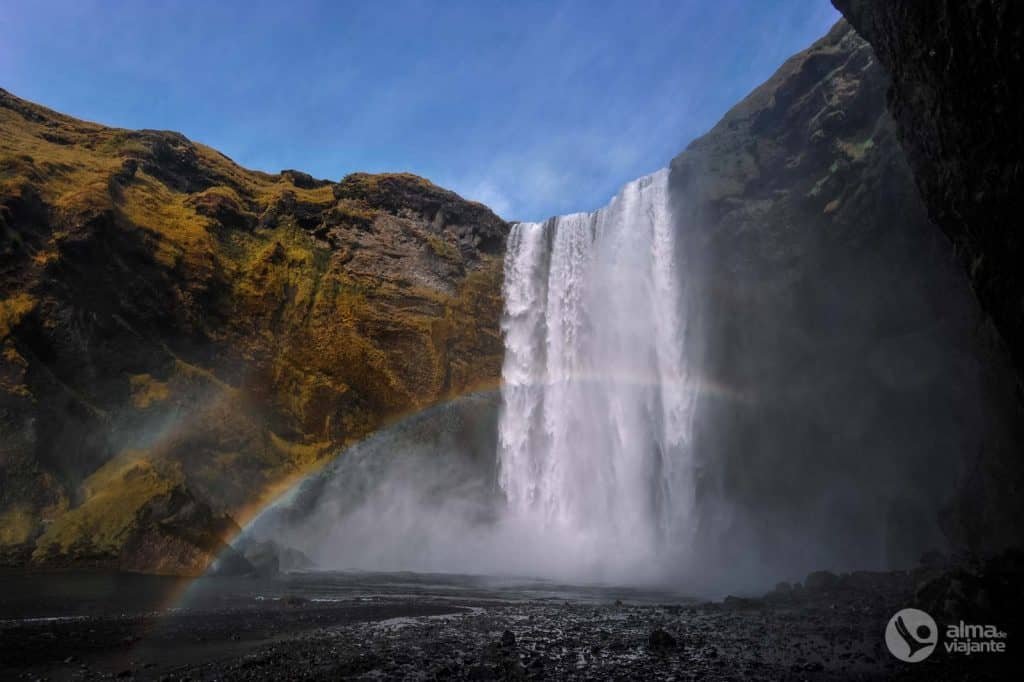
[832, 0, 1024, 383]
[669, 21, 1023, 580]
[830, 0, 1024, 559]
[0, 88, 507, 573]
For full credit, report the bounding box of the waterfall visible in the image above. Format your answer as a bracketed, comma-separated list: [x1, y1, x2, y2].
[237, 169, 701, 585]
[498, 168, 698, 577]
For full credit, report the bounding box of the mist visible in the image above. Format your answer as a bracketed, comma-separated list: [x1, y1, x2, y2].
[234, 140, 1022, 597]
[234, 392, 681, 586]
[230, 27, 1024, 599]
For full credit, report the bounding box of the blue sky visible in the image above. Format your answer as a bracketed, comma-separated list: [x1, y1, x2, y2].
[1, 1, 839, 221]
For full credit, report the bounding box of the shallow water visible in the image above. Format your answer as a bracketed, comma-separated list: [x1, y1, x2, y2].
[0, 569, 694, 622]
[181, 570, 696, 611]
[0, 570, 190, 620]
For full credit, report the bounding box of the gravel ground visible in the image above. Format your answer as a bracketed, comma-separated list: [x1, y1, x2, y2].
[1, 568, 1018, 681]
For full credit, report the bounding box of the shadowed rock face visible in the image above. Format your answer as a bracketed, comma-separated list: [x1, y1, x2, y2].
[830, 0, 1024, 556]
[670, 21, 1023, 583]
[832, 0, 1024, 383]
[0, 88, 507, 573]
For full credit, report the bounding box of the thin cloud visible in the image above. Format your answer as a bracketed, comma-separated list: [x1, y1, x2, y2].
[2, 0, 839, 220]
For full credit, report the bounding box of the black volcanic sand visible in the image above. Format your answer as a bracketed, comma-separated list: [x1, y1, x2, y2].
[1, 570, 1017, 680]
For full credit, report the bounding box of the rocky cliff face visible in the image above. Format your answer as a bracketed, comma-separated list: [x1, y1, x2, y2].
[830, 0, 1024, 560]
[0, 89, 507, 573]
[670, 21, 1023, 582]
[832, 0, 1024, 383]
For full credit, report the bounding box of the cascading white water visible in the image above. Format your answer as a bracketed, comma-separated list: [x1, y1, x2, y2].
[498, 168, 699, 579]
[238, 169, 701, 586]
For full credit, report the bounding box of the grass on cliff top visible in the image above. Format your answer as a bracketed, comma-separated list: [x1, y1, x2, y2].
[339, 171, 436, 194]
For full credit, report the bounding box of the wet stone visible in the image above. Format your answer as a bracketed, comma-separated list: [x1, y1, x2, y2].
[649, 627, 677, 651]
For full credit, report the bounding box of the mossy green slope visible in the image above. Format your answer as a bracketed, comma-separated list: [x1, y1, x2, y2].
[0, 88, 507, 574]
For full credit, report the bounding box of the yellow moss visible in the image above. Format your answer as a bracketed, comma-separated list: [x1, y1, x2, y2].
[129, 373, 171, 409]
[32, 249, 57, 268]
[0, 506, 36, 546]
[119, 175, 215, 267]
[95, 130, 148, 157]
[169, 354, 237, 393]
[191, 184, 243, 204]
[340, 172, 435, 195]
[838, 136, 875, 162]
[2, 88, 508, 571]
[253, 182, 335, 209]
[33, 450, 182, 557]
[426, 232, 460, 261]
[334, 198, 377, 222]
[0, 293, 35, 339]
[0, 342, 31, 397]
[267, 431, 332, 470]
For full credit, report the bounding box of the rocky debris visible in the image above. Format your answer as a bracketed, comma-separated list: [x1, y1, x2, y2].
[476, 630, 526, 680]
[4, 570, 1018, 680]
[914, 549, 1024, 627]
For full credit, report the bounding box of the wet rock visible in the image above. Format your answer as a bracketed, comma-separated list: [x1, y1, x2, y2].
[500, 630, 516, 648]
[207, 546, 254, 577]
[915, 549, 1024, 624]
[648, 628, 676, 651]
[241, 541, 281, 578]
[229, 539, 315, 578]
